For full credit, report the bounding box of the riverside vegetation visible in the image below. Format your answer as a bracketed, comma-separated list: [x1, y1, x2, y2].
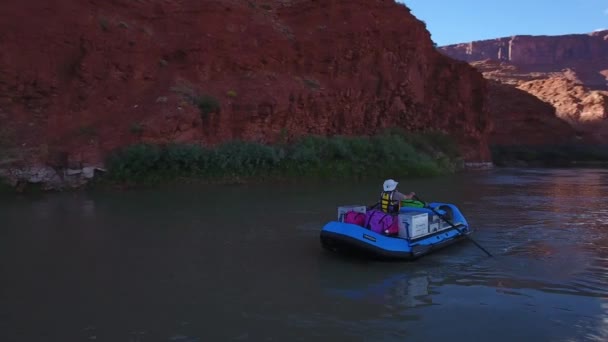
[102, 130, 462, 186]
[4, 132, 608, 192]
[490, 144, 608, 167]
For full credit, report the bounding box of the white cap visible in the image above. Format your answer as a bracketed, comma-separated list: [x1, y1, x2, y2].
[383, 179, 398, 191]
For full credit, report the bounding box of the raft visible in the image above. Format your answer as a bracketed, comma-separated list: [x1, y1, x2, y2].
[320, 202, 472, 260]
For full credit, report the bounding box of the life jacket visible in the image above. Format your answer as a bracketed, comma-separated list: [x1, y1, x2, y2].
[380, 191, 399, 214]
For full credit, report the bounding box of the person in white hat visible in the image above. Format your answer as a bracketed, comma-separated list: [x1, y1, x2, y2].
[379, 179, 415, 214]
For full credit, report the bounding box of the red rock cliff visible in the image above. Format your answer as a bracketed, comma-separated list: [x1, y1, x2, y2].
[440, 31, 608, 89]
[517, 77, 608, 142]
[0, 0, 492, 168]
[486, 81, 579, 145]
[440, 31, 608, 144]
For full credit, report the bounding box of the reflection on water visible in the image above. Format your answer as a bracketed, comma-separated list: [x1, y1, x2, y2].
[323, 271, 432, 309]
[318, 168, 608, 341]
[597, 300, 608, 341]
[0, 168, 607, 341]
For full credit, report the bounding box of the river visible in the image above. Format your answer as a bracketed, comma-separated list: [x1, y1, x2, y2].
[1, 168, 607, 341]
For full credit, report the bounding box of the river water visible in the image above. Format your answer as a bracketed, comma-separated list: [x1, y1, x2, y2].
[1, 168, 607, 342]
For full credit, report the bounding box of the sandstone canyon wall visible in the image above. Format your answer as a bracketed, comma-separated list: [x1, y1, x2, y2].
[440, 30, 608, 88]
[485, 81, 579, 145]
[0, 0, 494, 172]
[440, 31, 608, 143]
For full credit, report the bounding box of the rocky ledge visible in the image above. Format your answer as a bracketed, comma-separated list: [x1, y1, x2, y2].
[0, 165, 106, 192]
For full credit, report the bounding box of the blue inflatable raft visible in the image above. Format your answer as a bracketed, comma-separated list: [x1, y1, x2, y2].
[320, 202, 472, 260]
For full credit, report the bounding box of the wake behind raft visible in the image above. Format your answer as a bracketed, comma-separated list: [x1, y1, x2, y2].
[320, 200, 473, 260]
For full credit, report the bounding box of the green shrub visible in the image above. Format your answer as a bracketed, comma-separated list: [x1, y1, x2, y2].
[105, 144, 163, 181]
[104, 131, 463, 184]
[130, 123, 144, 135]
[0, 176, 11, 192]
[211, 141, 280, 176]
[0, 127, 14, 149]
[170, 83, 220, 118]
[78, 125, 98, 137]
[98, 17, 110, 32]
[490, 144, 608, 166]
[303, 78, 320, 89]
[194, 95, 220, 118]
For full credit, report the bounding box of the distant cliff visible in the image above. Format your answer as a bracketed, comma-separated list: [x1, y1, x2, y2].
[440, 31, 608, 143]
[440, 31, 608, 85]
[485, 81, 579, 145]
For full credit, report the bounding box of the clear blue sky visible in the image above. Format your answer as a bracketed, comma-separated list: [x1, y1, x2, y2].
[400, 0, 608, 46]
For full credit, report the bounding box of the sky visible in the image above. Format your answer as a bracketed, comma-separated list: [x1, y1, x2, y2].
[399, 0, 608, 46]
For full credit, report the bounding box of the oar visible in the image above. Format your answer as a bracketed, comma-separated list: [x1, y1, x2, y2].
[414, 195, 493, 257]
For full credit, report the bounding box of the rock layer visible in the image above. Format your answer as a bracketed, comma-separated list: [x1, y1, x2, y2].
[440, 31, 608, 143]
[440, 30, 608, 89]
[485, 81, 580, 145]
[0, 0, 493, 173]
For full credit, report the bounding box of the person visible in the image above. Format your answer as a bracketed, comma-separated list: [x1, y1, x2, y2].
[379, 179, 415, 214]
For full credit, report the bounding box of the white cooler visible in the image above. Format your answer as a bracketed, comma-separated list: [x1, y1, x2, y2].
[397, 212, 429, 239]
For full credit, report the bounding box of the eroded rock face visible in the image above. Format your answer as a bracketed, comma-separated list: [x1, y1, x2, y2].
[485, 81, 580, 145]
[440, 31, 608, 143]
[440, 31, 608, 89]
[517, 77, 608, 143]
[0, 0, 492, 171]
[0, 165, 106, 191]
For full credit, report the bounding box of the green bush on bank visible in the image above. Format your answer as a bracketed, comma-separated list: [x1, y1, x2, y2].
[0, 176, 12, 193]
[105, 131, 462, 184]
[491, 144, 608, 166]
